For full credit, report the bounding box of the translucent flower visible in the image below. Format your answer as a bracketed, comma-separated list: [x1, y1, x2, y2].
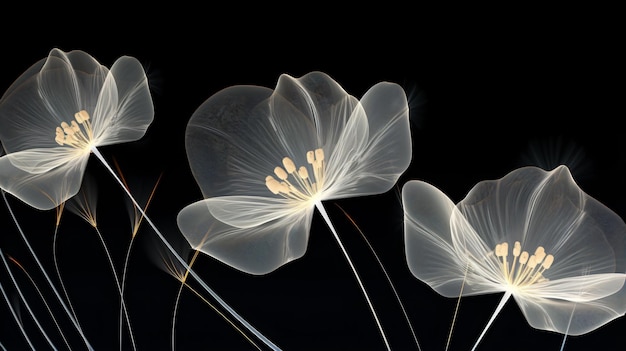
[403, 165, 626, 348]
[0, 48, 153, 210]
[177, 71, 411, 275]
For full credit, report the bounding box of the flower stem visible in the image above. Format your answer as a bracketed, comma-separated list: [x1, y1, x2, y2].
[2, 191, 94, 350]
[91, 147, 281, 351]
[470, 291, 512, 351]
[315, 200, 391, 351]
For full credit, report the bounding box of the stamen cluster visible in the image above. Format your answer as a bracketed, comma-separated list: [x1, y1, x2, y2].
[54, 110, 93, 150]
[494, 241, 554, 287]
[265, 148, 325, 201]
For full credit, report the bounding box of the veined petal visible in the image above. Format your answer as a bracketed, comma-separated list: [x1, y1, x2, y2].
[1, 147, 82, 174]
[204, 195, 313, 228]
[186, 85, 316, 198]
[403, 180, 498, 297]
[325, 82, 411, 199]
[0, 153, 88, 210]
[458, 165, 626, 280]
[515, 280, 626, 335]
[93, 56, 154, 146]
[522, 273, 626, 302]
[177, 199, 313, 274]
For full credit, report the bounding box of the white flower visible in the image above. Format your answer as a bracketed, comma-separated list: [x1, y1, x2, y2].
[403, 165, 626, 339]
[0, 48, 153, 210]
[177, 71, 411, 274]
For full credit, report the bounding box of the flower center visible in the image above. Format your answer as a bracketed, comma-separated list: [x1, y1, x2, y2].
[265, 148, 325, 201]
[54, 110, 94, 150]
[494, 241, 554, 287]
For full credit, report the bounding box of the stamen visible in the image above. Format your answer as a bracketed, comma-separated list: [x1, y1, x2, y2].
[54, 110, 94, 150]
[493, 242, 554, 288]
[265, 149, 326, 202]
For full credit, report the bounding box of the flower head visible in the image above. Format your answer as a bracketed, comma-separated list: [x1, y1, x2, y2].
[403, 165, 626, 335]
[0, 48, 154, 210]
[177, 71, 411, 274]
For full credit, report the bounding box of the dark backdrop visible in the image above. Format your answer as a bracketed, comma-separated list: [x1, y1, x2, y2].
[0, 7, 623, 351]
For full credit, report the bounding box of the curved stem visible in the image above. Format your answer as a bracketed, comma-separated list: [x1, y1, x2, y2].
[315, 201, 391, 351]
[335, 203, 420, 350]
[470, 291, 512, 351]
[2, 191, 94, 350]
[91, 147, 280, 351]
[92, 226, 136, 351]
[0, 251, 37, 350]
[0, 249, 57, 349]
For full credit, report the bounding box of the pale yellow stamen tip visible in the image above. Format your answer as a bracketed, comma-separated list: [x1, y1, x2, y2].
[54, 110, 94, 150]
[274, 166, 288, 180]
[283, 157, 296, 173]
[494, 241, 555, 287]
[265, 148, 326, 201]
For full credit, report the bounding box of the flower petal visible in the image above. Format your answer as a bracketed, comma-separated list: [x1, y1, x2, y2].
[0, 153, 88, 210]
[403, 180, 501, 297]
[185, 84, 311, 198]
[177, 199, 313, 274]
[93, 55, 154, 146]
[458, 165, 626, 280]
[325, 81, 411, 199]
[515, 278, 626, 335]
[204, 195, 311, 228]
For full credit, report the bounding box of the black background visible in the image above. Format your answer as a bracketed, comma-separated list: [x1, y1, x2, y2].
[0, 7, 624, 351]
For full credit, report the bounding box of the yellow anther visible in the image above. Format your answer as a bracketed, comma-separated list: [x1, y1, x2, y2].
[282, 157, 296, 173]
[54, 110, 94, 150]
[298, 166, 309, 179]
[494, 242, 555, 288]
[265, 149, 326, 201]
[274, 166, 288, 180]
[513, 241, 521, 257]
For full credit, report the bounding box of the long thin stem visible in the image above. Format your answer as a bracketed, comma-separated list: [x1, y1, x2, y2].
[2, 191, 94, 350]
[445, 262, 469, 351]
[335, 203, 420, 350]
[0, 249, 57, 350]
[0, 251, 37, 350]
[10, 255, 72, 350]
[315, 200, 391, 351]
[91, 147, 280, 351]
[470, 291, 512, 351]
[560, 304, 576, 351]
[91, 226, 137, 351]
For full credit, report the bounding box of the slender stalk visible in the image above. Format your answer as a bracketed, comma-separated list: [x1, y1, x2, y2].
[0, 251, 37, 350]
[10, 255, 72, 350]
[1, 249, 57, 349]
[335, 204, 420, 350]
[2, 191, 94, 350]
[315, 200, 391, 351]
[91, 226, 137, 351]
[470, 291, 512, 351]
[445, 262, 469, 351]
[560, 304, 576, 351]
[91, 147, 280, 351]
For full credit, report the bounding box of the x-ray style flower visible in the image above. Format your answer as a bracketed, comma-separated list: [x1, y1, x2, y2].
[0, 48, 153, 210]
[178, 70, 411, 274]
[177, 71, 411, 349]
[403, 165, 626, 349]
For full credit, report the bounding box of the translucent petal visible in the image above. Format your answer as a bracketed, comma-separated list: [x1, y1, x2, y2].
[524, 273, 626, 301]
[0, 49, 105, 152]
[177, 199, 313, 274]
[516, 280, 626, 335]
[457, 165, 626, 280]
[1, 147, 79, 174]
[204, 195, 312, 228]
[402, 180, 501, 297]
[185, 85, 300, 198]
[93, 55, 154, 146]
[325, 82, 411, 199]
[0, 153, 88, 210]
